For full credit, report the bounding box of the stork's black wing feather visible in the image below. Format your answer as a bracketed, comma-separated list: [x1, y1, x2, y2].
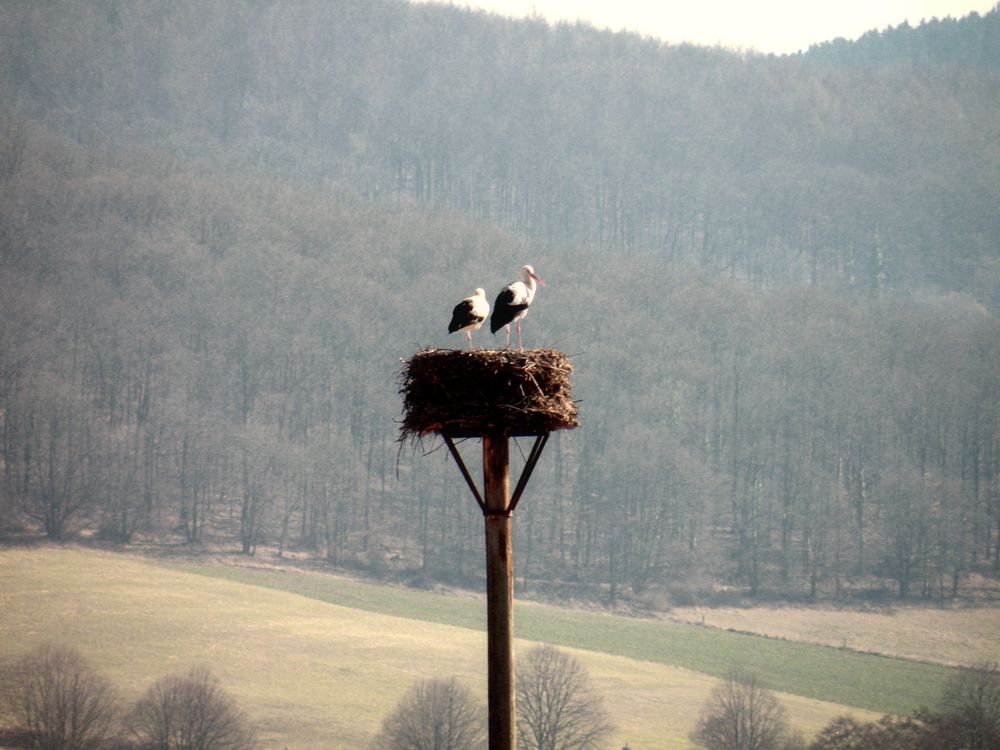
[448, 298, 475, 333]
[490, 288, 528, 333]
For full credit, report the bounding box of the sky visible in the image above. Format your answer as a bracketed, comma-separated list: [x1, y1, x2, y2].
[421, 1, 997, 53]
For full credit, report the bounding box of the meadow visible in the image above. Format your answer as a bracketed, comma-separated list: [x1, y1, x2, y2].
[171, 556, 962, 713]
[668, 603, 1000, 668]
[1, 546, 977, 748]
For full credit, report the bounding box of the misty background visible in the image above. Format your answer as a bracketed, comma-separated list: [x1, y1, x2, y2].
[1, 0, 999, 608]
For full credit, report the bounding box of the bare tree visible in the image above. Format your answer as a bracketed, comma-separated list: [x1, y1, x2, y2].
[808, 664, 1000, 750]
[691, 669, 797, 750]
[0, 644, 119, 750]
[934, 661, 1000, 750]
[940, 661, 1000, 722]
[807, 714, 925, 750]
[370, 677, 486, 750]
[126, 666, 256, 750]
[515, 645, 613, 750]
[15, 383, 101, 541]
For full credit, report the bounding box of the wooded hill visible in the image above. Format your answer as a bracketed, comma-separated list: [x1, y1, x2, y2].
[1, 1, 998, 606]
[802, 7, 1000, 69]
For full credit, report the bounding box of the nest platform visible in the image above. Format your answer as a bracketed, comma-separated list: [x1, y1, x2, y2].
[399, 348, 578, 440]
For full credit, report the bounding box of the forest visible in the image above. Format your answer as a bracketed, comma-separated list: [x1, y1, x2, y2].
[1, 0, 999, 608]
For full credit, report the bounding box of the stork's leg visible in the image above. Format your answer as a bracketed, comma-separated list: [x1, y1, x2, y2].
[504, 324, 511, 349]
[467, 329, 473, 350]
[516, 319, 523, 351]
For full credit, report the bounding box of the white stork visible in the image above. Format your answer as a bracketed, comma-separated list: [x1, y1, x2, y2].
[448, 287, 490, 350]
[490, 264, 545, 351]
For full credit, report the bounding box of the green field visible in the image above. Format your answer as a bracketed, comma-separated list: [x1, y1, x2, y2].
[176, 558, 961, 713]
[1, 547, 960, 748]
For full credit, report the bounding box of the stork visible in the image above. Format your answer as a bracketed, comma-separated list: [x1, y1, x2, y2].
[490, 265, 545, 350]
[448, 287, 490, 350]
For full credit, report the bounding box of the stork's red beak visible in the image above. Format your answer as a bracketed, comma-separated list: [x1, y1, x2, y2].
[530, 271, 546, 286]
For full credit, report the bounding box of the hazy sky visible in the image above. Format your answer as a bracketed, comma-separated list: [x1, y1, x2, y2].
[422, 1, 997, 53]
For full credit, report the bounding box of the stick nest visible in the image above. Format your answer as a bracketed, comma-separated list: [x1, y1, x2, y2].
[399, 348, 579, 440]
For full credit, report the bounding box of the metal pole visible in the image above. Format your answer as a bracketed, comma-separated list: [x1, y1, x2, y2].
[482, 432, 515, 750]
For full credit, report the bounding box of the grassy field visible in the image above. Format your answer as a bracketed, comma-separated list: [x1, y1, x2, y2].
[173, 557, 962, 714]
[668, 604, 1000, 667]
[0, 546, 970, 749]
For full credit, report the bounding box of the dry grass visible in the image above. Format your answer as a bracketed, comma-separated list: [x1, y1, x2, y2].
[159, 554, 962, 715]
[0, 547, 878, 749]
[669, 604, 1000, 668]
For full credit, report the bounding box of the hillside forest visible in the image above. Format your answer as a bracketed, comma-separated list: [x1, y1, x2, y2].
[1, 0, 999, 607]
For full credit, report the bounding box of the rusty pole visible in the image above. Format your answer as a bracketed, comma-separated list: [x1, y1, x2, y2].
[482, 432, 515, 750]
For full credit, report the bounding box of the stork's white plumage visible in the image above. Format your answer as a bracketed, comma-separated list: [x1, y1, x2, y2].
[448, 287, 490, 350]
[490, 264, 545, 350]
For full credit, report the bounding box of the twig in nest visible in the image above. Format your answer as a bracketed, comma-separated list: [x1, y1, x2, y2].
[398, 348, 578, 442]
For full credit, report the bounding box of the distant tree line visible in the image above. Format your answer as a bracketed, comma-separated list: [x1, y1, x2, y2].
[1, 1, 998, 304]
[2, 0, 999, 607]
[803, 4, 1000, 70]
[1, 118, 997, 608]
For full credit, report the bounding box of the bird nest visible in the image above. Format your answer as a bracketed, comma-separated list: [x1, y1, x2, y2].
[398, 348, 578, 440]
